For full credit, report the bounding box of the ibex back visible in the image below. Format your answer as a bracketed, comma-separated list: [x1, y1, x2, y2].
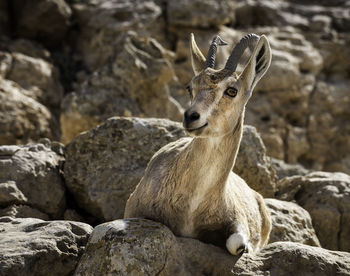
[125, 33, 272, 255]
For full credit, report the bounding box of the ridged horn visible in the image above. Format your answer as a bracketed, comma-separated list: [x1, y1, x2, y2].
[224, 33, 260, 73]
[205, 35, 228, 69]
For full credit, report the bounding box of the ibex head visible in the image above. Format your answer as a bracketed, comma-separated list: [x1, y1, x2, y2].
[184, 33, 271, 137]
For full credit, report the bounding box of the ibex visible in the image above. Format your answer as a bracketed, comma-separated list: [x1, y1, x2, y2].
[125, 33, 272, 255]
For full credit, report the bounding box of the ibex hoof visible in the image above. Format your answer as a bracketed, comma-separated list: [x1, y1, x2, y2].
[226, 233, 249, 256]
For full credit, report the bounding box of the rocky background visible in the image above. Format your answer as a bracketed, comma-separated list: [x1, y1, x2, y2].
[1, 0, 350, 275]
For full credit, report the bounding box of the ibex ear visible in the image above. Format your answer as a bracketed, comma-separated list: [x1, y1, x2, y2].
[190, 33, 206, 75]
[239, 35, 271, 95]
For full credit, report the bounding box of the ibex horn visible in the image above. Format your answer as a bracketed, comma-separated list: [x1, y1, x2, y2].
[205, 36, 228, 69]
[224, 33, 260, 73]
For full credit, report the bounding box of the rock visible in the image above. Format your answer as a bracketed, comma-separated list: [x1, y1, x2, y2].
[167, 0, 236, 28]
[61, 32, 183, 143]
[271, 157, 309, 179]
[0, 37, 51, 61]
[265, 198, 320, 246]
[276, 171, 350, 252]
[0, 78, 59, 144]
[0, 216, 93, 276]
[233, 242, 350, 276]
[12, 0, 72, 46]
[234, 125, 277, 198]
[75, 218, 350, 276]
[72, 0, 163, 71]
[74, 219, 179, 276]
[0, 205, 49, 220]
[306, 80, 350, 173]
[64, 117, 186, 221]
[0, 141, 66, 218]
[4, 51, 64, 112]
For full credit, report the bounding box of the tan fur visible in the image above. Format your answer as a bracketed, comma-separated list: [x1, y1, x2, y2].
[125, 34, 272, 255]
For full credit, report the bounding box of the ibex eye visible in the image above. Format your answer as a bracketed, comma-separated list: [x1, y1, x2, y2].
[186, 85, 193, 97]
[224, 87, 238, 97]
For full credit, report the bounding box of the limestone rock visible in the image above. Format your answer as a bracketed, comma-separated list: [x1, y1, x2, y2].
[0, 141, 66, 218]
[234, 125, 277, 198]
[75, 219, 178, 276]
[277, 171, 350, 252]
[306, 80, 350, 173]
[271, 157, 309, 179]
[3, 51, 64, 111]
[233, 242, 350, 276]
[12, 0, 72, 46]
[0, 216, 93, 276]
[61, 32, 183, 143]
[72, 0, 163, 71]
[0, 78, 58, 144]
[64, 117, 186, 221]
[75, 218, 350, 276]
[0, 205, 49, 220]
[167, 0, 236, 28]
[265, 198, 320, 246]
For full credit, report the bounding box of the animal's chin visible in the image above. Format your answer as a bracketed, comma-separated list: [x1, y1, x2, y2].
[184, 123, 208, 136]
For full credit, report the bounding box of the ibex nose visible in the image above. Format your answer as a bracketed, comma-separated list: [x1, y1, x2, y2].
[184, 110, 200, 124]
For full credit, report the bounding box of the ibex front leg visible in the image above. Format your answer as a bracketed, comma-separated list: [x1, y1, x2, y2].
[226, 224, 252, 255]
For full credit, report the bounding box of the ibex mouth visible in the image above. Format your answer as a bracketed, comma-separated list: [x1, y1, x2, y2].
[185, 122, 208, 132]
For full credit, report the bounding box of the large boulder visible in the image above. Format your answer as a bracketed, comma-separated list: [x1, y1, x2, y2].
[0, 216, 92, 276]
[64, 117, 186, 221]
[61, 32, 183, 143]
[0, 78, 58, 144]
[12, 0, 72, 46]
[265, 198, 320, 246]
[234, 125, 277, 198]
[277, 171, 350, 252]
[75, 218, 350, 276]
[0, 140, 66, 219]
[65, 116, 275, 221]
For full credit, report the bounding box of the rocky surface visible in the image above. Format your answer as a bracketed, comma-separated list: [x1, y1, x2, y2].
[0, 141, 66, 219]
[0, 216, 92, 276]
[60, 32, 183, 143]
[277, 171, 350, 252]
[266, 198, 320, 246]
[75, 218, 350, 276]
[0, 78, 58, 144]
[271, 157, 309, 179]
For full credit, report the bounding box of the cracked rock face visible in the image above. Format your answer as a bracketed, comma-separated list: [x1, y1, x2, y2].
[0, 141, 66, 219]
[277, 171, 350, 252]
[0, 217, 93, 276]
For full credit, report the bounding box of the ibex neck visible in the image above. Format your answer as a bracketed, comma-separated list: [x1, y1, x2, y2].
[189, 115, 243, 185]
